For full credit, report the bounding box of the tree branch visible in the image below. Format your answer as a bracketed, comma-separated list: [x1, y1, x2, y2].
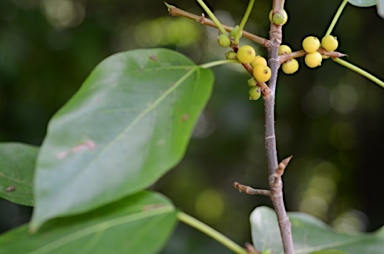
[264, 1, 295, 253]
[167, 1, 295, 253]
[166, 4, 268, 46]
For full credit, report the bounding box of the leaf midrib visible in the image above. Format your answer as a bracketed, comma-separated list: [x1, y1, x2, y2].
[30, 206, 174, 254]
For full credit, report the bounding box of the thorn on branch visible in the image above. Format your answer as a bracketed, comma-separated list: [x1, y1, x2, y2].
[233, 182, 271, 196]
[276, 155, 292, 177]
[271, 156, 293, 186]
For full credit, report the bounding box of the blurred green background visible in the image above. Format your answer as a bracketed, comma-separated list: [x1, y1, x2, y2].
[1, 0, 384, 253]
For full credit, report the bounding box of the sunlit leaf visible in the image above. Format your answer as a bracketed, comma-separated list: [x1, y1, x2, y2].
[348, 0, 376, 7]
[0, 191, 177, 254]
[0, 143, 38, 206]
[30, 48, 213, 231]
[250, 206, 384, 254]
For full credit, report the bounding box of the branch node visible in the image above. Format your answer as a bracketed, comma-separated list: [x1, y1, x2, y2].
[258, 82, 271, 97]
[197, 13, 206, 24]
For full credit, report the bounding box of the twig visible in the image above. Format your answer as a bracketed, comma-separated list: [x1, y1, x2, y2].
[278, 49, 347, 64]
[177, 212, 248, 254]
[333, 58, 384, 88]
[233, 182, 271, 196]
[166, 4, 268, 46]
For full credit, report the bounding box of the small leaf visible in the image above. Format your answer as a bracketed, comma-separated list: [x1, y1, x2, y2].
[31, 48, 213, 230]
[0, 143, 38, 206]
[250, 206, 384, 254]
[348, 0, 376, 7]
[0, 191, 177, 254]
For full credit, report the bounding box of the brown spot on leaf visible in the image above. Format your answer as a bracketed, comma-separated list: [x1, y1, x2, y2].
[149, 55, 157, 61]
[71, 140, 96, 153]
[6, 186, 16, 192]
[56, 140, 96, 160]
[181, 114, 189, 122]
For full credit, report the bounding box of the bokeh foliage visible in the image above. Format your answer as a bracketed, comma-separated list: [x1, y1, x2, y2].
[0, 0, 384, 253]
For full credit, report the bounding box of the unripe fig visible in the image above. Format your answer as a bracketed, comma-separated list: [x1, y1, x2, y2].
[225, 51, 237, 60]
[230, 25, 241, 38]
[321, 35, 338, 51]
[305, 52, 322, 68]
[247, 77, 257, 87]
[278, 45, 292, 55]
[251, 56, 267, 68]
[269, 10, 288, 25]
[302, 36, 320, 53]
[237, 45, 256, 64]
[218, 34, 231, 47]
[253, 64, 271, 83]
[249, 86, 261, 100]
[282, 59, 299, 74]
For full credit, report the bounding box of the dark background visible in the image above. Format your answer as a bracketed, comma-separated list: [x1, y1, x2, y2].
[1, 0, 384, 253]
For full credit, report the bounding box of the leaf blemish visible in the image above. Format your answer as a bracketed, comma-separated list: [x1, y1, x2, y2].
[143, 204, 166, 211]
[149, 55, 157, 61]
[56, 140, 96, 160]
[6, 186, 16, 192]
[71, 140, 96, 153]
[181, 114, 189, 122]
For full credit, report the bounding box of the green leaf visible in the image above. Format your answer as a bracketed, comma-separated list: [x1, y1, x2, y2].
[309, 249, 348, 254]
[0, 191, 177, 254]
[31, 48, 213, 230]
[250, 206, 384, 254]
[0, 143, 38, 206]
[348, 0, 376, 7]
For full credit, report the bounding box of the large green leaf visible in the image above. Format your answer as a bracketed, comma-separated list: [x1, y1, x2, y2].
[0, 191, 177, 254]
[0, 143, 38, 206]
[30, 48, 213, 230]
[250, 206, 384, 254]
[348, 0, 376, 7]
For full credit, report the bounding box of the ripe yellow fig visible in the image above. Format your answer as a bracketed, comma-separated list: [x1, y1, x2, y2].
[321, 35, 338, 51]
[250, 56, 267, 68]
[278, 45, 292, 55]
[253, 64, 271, 83]
[305, 52, 322, 68]
[282, 59, 299, 74]
[237, 45, 256, 64]
[218, 34, 231, 47]
[249, 87, 261, 100]
[302, 36, 320, 53]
